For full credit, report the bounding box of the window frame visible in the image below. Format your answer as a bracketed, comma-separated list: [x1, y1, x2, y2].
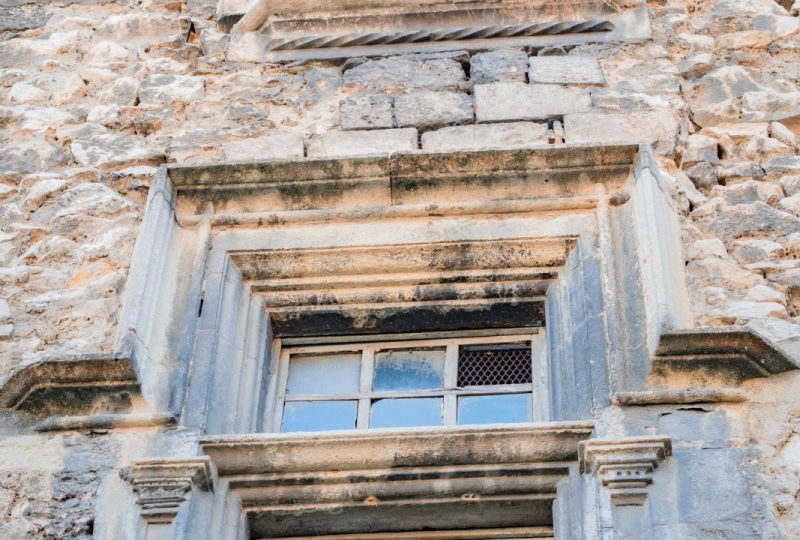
[265, 330, 541, 433]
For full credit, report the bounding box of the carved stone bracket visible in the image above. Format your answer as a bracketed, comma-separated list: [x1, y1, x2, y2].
[652, 327, 798, 386]
[124, 458, 213, 522]
[579, 436, 671, 506]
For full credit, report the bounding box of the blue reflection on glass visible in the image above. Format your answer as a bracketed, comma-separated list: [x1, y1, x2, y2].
[457, 393, 531, 425]
[281, 400, 357, 432]
[373, 349, 445, 391]
[286, 353, 361, 395]
[369, 398, 442, 428]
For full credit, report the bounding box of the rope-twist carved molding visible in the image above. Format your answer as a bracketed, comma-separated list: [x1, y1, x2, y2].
[267, 19, 615, 51]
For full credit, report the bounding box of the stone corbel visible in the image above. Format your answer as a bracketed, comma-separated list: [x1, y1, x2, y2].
[579, 436, 671, 506]
[123, 458, 213, 523]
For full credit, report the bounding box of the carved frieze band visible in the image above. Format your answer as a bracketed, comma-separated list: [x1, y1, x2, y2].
[579, 436, 672, 507]
[267, 19, 613, 51]
[123, 458, 213, 520]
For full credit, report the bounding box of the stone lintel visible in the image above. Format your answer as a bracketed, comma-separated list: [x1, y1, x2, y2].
[169, 144, 640, 218]
[652, 327, 799, 385]
[34, 412, 176, 433]
[0, 352, 139, 413]
[579, 436, 671, 506]
[124, 457, 214, 520]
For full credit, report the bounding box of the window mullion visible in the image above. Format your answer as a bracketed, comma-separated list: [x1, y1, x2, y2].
[357, 347, 375, 429]
[443, 342, 458, 425]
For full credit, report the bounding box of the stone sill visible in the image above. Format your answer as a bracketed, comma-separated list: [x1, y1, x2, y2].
[200, 421, 595, 475]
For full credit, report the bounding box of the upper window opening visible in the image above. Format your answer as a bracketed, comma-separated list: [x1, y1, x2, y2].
[271, 332, 538, 434]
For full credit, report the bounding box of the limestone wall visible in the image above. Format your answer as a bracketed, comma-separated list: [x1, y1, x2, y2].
[1, 0, 800, 538]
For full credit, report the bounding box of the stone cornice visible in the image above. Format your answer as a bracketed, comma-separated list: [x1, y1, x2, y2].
[0, 352, 138, 412]
[652, 327, 798, 385]
[579, 436, 671, 506]
[225, 0, 649, 61]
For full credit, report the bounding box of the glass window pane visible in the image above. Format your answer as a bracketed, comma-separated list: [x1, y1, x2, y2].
[281, 400, 357, 432]
[457, 393, 531, 425]
[286, 353, 361, 395]
[369, 397, 443, 428]
[373, 348, 445, 391]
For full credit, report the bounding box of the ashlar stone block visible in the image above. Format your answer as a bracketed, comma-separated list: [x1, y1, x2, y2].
[564, 110, 680, 153]
[343, 56, 466, 93]
[474, 82, 591, 123]
[394, 91, 473, 130]
[469, 48, 528, 84]
[306, 128, 418, 158]
[339, 95, 394, 130]
[421, 122, 548, 152]
[528, 56, 606, 85]
[222, 132, 305, 161]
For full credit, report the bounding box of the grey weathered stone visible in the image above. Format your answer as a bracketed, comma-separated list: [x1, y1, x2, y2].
[528, 56, 606, 85]
[421, 122, 549, 152]
[563, 110, 680, 153]
[710, 180, 784, 206]
[683, 134, 720, 165]
[469, 49, 528, 84]
[770, 122, 798, 148]
[689, 66, 760, 127]
[61, 124, 165, 170]
[339, 95, 394, 130]
[732, 238, 786, 263]
[343, 56, 466, 93]
[0, 6, 50, 31]
[717, 161, 766, 180]
[222, 132, 304, 161]
[765, 155, 800, 176]
[779, 175, 800, 197]
[742, 90, 800, 122]
[685, 162, 720, 189]
[138, 75, 204, 105]
[394, 91, 473, 129]
[697, 201, 800, 243]
[474, 83, 591, 123]
[306, 128, 418, 158]
[678, 53, 714, 79]
[0, 138, 68, 179]
[778, 193, 800, 217]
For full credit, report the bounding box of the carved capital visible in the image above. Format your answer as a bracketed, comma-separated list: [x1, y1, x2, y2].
[579, 436, 671, 506]
[123, 458, 213, 521]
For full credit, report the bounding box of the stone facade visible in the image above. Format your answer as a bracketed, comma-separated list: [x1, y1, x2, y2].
[0, 0, 799, 538]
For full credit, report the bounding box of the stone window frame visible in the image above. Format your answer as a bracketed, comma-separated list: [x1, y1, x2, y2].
[267, 330, 543, 433]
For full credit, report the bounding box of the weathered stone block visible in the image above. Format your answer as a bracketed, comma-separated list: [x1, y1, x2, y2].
[0, 6, 50, 32]
[685, 161, 719, 189]
[343, 56, 466, 93]
[421, 122, 549, 152]
[306, 128, 418, 158]
[138, 75, 204, 105]
[683, 134, 720, 165]
[710, 180, 784, 206]
[222, 132, 305, 161]
[394, 91, 473, 129]
[689, 66, 760, 127]
[563, 110, 680, 153]
[339, 95, 394, 130]
[528, 56, 606, 85]
[469, 49, 528, 84]
[474, 83, 591, 123]
[780, 175, 800, 197]
[742, 90, 800, 122]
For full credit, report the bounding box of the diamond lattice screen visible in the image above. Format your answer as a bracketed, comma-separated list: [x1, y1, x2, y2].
[457, 345, 532, 387]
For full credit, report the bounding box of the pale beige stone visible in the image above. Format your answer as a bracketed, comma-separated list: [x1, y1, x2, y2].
[222, 132, 305, 161]
[475, 83, 591, 123]
[563, 110, 680, 153]
[421, 122, 549, 152]
[306, 128, 418, 158]
[528, 56, 606, 85]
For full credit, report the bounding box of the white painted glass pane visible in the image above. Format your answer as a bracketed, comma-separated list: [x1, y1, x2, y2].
[286, 353, 361, 395]
[373, 348, 445, 391]
[369, 397, 443, 428]
[457, 393, 531, 425]
[281, 400, 357, 432]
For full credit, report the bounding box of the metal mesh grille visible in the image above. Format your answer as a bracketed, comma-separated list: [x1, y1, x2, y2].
[457, 344, 532, 387]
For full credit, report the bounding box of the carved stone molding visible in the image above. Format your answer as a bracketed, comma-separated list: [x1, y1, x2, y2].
[201, 422, 594, 537]
[0, 351, 139, 414]
[223, 0, 650, 61]
[123, 458, 213, 521]
[652, 327, 798, 386]
[579, 436, 671, 506]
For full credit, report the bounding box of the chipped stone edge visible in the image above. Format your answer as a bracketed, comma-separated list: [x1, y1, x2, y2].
[612, 388, 748, 406]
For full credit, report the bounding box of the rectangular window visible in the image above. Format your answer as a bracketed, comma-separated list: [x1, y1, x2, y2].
[270, 332, 538, 433]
